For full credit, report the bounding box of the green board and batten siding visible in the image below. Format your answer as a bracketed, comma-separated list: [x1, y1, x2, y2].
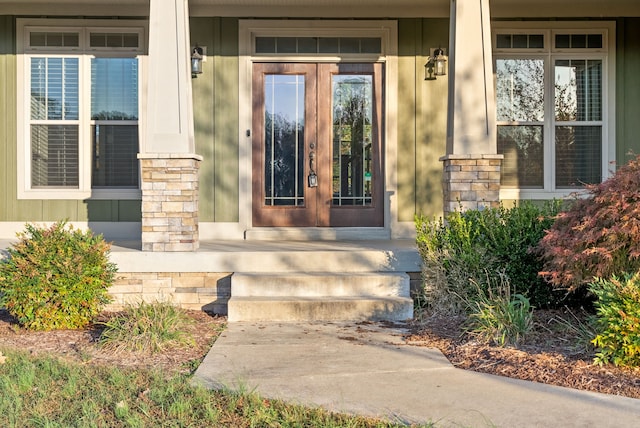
[397, 18, 448, 222]
[191, 17, 240, 223]
[616, 18, 640, 164]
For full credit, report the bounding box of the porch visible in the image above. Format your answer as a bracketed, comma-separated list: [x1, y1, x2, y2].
[1, 238, 421, 322]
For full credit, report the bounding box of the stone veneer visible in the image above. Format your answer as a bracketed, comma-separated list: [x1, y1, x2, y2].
[440, 154, 503, 215]
[108, 272, 231, 314]
[139, 154, 203, 252]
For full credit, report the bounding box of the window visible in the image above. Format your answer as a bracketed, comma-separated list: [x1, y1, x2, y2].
[493, 23, 614, 198]
[18, 20, 146, 199]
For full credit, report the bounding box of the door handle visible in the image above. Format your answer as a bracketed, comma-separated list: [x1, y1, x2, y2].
[308, 151, 317, 187]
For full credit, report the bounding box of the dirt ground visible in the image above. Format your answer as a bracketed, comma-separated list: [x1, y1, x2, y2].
[0, 308, 639, 399]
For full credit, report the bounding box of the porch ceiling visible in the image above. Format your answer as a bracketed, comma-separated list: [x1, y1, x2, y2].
[0, 0, 638, 18]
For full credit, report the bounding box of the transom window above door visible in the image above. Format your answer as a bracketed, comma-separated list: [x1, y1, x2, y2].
[255, 37, 382, 54]
[17, 19, 147, 200]
[493, 22, 614, 199]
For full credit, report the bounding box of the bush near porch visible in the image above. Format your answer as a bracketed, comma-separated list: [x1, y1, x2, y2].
[415, 200, 563, 313]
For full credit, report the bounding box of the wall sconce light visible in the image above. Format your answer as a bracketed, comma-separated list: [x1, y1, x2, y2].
[424, 47, 448, 80]
[191, 46, 204, 77]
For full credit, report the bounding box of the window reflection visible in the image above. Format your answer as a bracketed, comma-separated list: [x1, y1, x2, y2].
[496, 59, 544, 122]
[555, 60, 602, 122]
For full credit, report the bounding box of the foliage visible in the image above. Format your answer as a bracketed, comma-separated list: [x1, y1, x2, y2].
[0, 221, 115, 330]
[590, 273, 640, 368]
[0, 349, 416, 428]
[99, 301, 195, 354]
[415, 200, 563, 312]
[536, 155, 640, 293]
[463, 273, 533, 347]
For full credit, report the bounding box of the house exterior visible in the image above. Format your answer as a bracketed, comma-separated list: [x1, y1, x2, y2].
[1, 0, 639, 319]
[1, 0, 639, 249]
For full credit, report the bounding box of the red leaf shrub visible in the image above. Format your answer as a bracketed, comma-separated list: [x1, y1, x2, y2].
[536, 155, 640, 292]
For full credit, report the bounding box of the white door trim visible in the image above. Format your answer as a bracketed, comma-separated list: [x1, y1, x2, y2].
[237, 19, 400, 237]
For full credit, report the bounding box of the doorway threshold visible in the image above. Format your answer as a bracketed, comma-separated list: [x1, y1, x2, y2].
[244, 227, 390, 241]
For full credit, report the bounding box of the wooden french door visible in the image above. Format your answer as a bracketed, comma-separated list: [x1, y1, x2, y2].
[252, 62, 383, 227]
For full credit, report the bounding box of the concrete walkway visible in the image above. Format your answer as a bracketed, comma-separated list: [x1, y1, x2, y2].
[193, 321, 640, 427]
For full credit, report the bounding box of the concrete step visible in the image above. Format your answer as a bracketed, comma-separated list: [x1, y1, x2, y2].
[231, 272, 410, 297]
[227, 296, 414, 322]
[228, 272, 413, 322]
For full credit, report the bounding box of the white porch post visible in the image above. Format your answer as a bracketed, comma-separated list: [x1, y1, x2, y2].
[441, 0, 502, 214]
[140, 0, 202, 251]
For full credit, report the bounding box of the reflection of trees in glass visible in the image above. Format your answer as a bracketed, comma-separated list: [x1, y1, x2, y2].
[496, 59, 544, 188]
[264, 111, 304, 203]
[496, 59, 544, 122]
[555, 60, 602, 122]
[332, 76, 372, 203]
[91, 111, 137, 120]
[498, 126, 543, 188]
[555, 60, 602, 187]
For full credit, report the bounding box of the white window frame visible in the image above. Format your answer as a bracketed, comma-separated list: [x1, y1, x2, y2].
[493, 21, 615, 201]
[16, 19, 147, 200]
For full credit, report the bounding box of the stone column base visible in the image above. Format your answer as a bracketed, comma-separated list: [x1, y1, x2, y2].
[139, 154, 203, 252]
[440, 154, 503, 216]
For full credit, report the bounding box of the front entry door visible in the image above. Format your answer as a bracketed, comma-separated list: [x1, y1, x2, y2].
[252, 62, 383, 227]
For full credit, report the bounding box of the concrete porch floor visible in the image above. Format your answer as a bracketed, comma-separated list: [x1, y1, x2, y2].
[2, 238, 421, 273]
[106, 239, 421, 273]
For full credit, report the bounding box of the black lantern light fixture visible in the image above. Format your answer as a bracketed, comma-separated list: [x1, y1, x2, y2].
[191, 46, 203, 77]
[424, 47, 448, 80]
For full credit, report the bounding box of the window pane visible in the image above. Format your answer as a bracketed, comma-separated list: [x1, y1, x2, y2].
[571, 34, 587, 49]
[256, 37, 276, 53]
[529, 34, 544, 48]
[31, 125, 79, 188]
[587, 34, 603, 49]
[555, 59, 602, 121]
[263, 74, 305, 206]
[92, 125, 139, 187]
[496, 34, 511, 48]
[555, 126, 601, 188]
[29, 32, 47, 47]
[555, 34, 570, 48]
[319, 37, 339, 53]
[91, 58, 139, 120]
[30, 57, 79, 121]
[90, 32, 139, 48]
[339, 37, 360, 53]
[297, 37, 318, 53]
[498, 125, 544, 188]
[513, 34, 528, 48]
[496, 59, 544, 122]
[360, 38, 381, 53]
[332, 75, 373, 206]
[277, 37, 297, 53]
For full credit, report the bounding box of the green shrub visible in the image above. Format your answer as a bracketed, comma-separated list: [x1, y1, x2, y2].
[590, 273, 640, 367]
[536, 154, 640, 293]
[464, 273, 533, 347]
[415, 200, 562, 311]
[98, 301, 195, 354]
[0, 221, 115, 330]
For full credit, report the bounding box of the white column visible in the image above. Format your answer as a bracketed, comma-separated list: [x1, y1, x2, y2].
[145, 0, 195, 154]
[446, 0, 496, 155]
[141, 0, 201, 251]
[441, 0, 502, 214]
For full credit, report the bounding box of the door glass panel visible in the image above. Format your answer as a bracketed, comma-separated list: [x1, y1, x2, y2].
[332, 75, 373, 206]
[264, 74, 305, 206]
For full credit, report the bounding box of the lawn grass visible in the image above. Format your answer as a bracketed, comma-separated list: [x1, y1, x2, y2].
[0, 348, 426, 427]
